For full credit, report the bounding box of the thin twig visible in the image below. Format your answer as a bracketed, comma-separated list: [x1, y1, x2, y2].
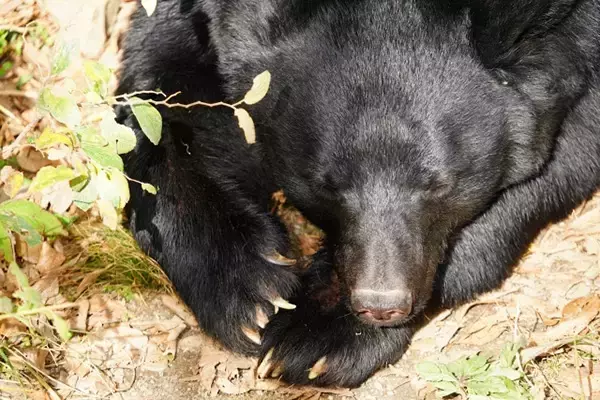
[2, 116, 42, 160]
[112, 90, 167, 99]
[0, 302, 80, 321]
[1, 115, 42, 159]
[0, 25, 30, 34]
[113, 91, 240, 112]
[532, 362, 563, 399]
[0, 104, 17, 120]
[0, 90, 38, 99]
[7, 348, 101, 398]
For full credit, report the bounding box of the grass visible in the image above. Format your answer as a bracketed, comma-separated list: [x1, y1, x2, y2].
[62, 220, 173, 300]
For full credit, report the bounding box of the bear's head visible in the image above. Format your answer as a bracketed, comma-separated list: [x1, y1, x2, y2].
[247, 2, 556, 328]
[260, 26, 549, 329]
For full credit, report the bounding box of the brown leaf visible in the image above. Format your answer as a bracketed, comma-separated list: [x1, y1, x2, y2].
[562, 294, 600, 320]
[40, 181, 74, 214]
[32, 277, 59, 304]
[161, 294, 199, 327]
[36, 241, 66, 274]
[531, 310, 597, 345]
[71, 299, 89, 332]
[16, 239, 42, 264]
[215, 377, 250, 395]
[17, 146, 52, 173]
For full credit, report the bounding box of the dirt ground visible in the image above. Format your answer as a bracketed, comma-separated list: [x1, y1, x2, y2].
[82, 192, 600, 400]
[1, 1, 599, 399]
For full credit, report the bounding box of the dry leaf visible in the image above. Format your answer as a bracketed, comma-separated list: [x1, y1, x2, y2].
[72, 299, 90, 332]
[36, 241, 66, 274]
[97, 325, 148, 350]
[0, 166, 25, 198]
[17, 146, 52, 173]
[243, 70, 271, 105]
[40, 181, 74, 214]
[234, 108, 256, 144]
[32, 277, 59, 304]
[562, 294, 600, 319]
[161, 294, 199, 327]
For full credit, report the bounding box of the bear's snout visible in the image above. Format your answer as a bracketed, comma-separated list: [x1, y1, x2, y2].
[350, 288, 413, 326]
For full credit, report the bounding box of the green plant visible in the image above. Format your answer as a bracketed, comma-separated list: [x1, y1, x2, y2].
[417, 343, 534, 400]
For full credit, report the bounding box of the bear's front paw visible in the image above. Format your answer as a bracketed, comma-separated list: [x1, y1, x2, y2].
[254, 253, 415, 391]
[256, 300, 412, 388]
[197, 248, 301, 356]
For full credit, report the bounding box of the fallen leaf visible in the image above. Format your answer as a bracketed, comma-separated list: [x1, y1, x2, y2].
[17, 146, 52, 173]
[161, 294, 198, 327]
[36, 241, 66, 274]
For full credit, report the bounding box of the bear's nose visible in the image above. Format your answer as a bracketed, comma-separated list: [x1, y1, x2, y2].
[350, 289, 412, 326]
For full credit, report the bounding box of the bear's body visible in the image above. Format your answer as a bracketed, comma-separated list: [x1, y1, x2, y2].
[117, 0, 600, 387]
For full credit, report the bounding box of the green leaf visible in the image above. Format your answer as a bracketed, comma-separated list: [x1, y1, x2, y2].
[0, 199, 66, 237]
[416, 361, 457, 382]
[447, 357, 469, 378]
[76, 126, 106, 146]
[432, 381, 461, 397]
[0, 225, 14, 262]
[0, 214, 43, 246]
[29, 165, 76, 192]
[50, 313, 72, 341]
[490, 367, 521, 381]
[243, 70, 271, 105]
[97, 169, 130, 209]
[82, 142, 124, 171]
[0, 61, 13, 78]
[16, 74, 32, 90]
[499, 343, 520, 369]
[35, 129, 73, 150]
[129, 97, 162, 145]
[100, 111, 137, 154]
[8, 262, 30, 289]
[73, 176, 99, 211]
[0, 296, 13, 313]
[14, 287, 43, 308]
[38, 87, 81, 128]
[467, 377, 509, 396]
[83, 60, 111, 98]
[141, 183, 158, 194]
[97, 199, 119, 229]
[464, 355, 490, 377]
[50, 43, 73, 76]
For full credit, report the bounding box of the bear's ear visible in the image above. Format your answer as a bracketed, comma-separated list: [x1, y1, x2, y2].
[468, 0, 578, 67]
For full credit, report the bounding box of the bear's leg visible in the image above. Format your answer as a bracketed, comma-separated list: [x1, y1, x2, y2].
[258, 249, 415, 387]
[436, 81, 600, 307]
[116, 1, 298, 356]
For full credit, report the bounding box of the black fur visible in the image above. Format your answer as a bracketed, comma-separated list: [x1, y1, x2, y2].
[116, 0, 600, 387]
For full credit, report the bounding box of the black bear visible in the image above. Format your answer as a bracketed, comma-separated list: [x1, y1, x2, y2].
[116, 0, 600, 388]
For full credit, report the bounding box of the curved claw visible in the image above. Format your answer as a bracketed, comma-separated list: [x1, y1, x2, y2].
[257, 348, 275, 379]
[256, 306, 269, 329]
[308, 356, 328, 380]
[270, 297, 296, 310]
[271, 363, 284, 378]
[262, 251, 297, 266]
[242, 326, 261, 345]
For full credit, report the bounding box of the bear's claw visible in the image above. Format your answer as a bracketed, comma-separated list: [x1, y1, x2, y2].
[255, 306, 269, 329]
[242, 326, 261, 345]
[308, 356, 328, 380]
[270, 297, 296, 310]
[262, 251, 297, 266]
[257, 348, 275, 379]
